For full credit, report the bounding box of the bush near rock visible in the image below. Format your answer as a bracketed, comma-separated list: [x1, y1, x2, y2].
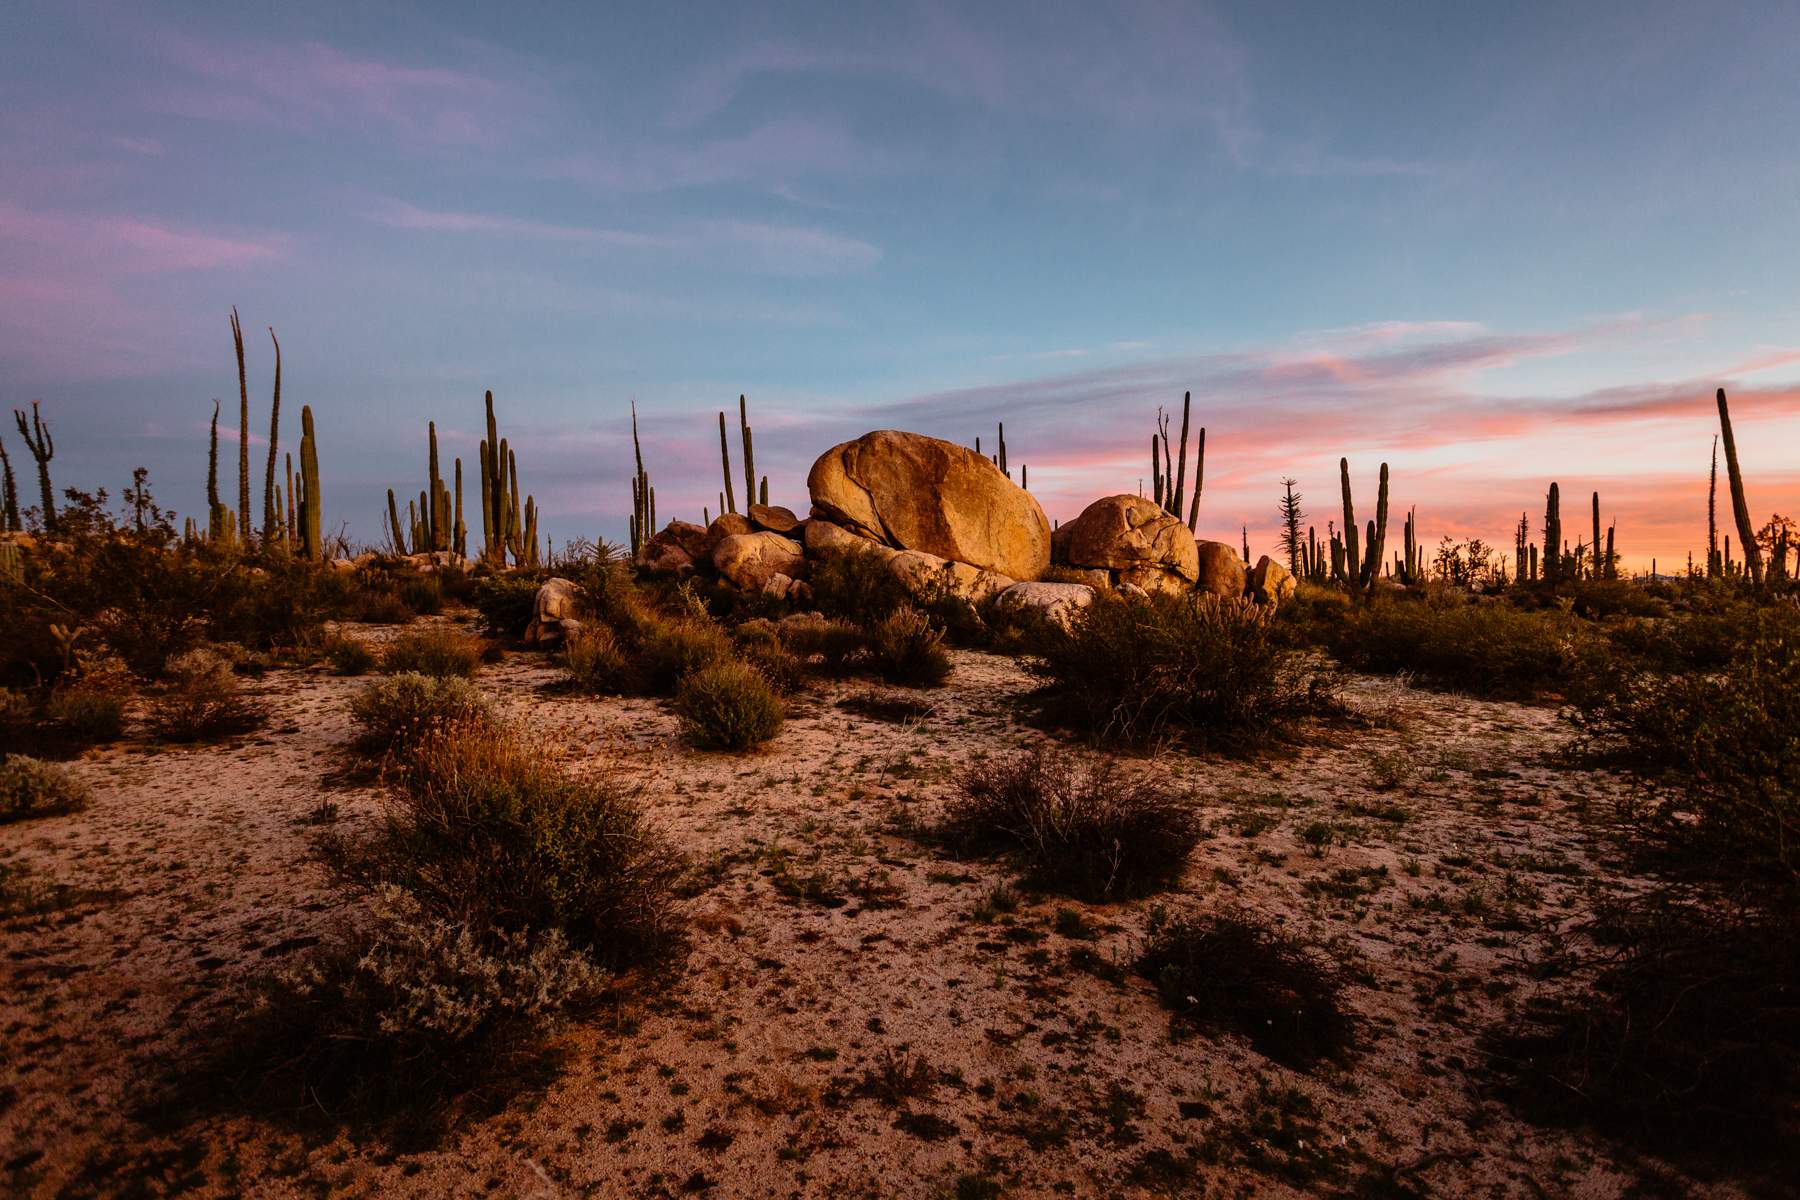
[807, 430, 1050, 580]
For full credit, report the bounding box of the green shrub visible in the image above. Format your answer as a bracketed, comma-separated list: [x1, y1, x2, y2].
[352, 589, 415, 625]
[1572, 604, 1800, 889]
[0, 755, 93, 822]
[563, 627, 639, 695]
[1324, 594, 1597, 700]
[348, 673, 490, 756]
[777, 614, 870, 672]
[808, 544, 911, 627]
[1137, 908, 1349, 1068]
[868, 606, 953, 686]
[674, 660, 784, 751]
[471, 574, 542, 637]
[324, 634, 377, 676]
[637, 620, 734, 695]
[228, 884, 606, 1117]
[149, 649, 265, 742]
[1487, 893, 1800, 1188]
[397, 575, 444, 617]
[46, 685, 126, 743]
[336, 719, 683, 963]
[1025, 591, 1334, 747]
[382, 627, 486, 678]
[941, 748, 1200, 901]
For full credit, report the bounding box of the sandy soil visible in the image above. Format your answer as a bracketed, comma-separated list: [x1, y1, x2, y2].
[0, 615, 1738, 1198]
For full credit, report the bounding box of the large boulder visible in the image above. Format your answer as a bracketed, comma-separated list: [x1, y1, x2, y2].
[535, 577, 581, 622]
[1247, 556, 1296, 606]
[994, 581, 1095, 629]
[647, 519, 708, 562]
[1057, 494, 1199, 581]
[887, 549, 1015, 605]
[1117, 565, 1189, 597]
[1194, 541, 1246, 599]
[713, 532, 807, 591]
[808, 430, 1050, 580]
[700, 513, 754, 559]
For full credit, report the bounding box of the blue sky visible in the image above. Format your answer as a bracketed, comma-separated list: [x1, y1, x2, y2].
[3, 1, 1798, 563]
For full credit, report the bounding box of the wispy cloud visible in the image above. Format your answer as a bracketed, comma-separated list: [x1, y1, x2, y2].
[366, 200, 880, 275]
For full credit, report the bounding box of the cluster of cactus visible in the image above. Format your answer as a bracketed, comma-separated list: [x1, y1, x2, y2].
[1716, 388, 1762, 586]
[199, 311, 319, 556]
[1146, 392, 1202, 532]
[717, 395, 768, 516]
[1298, 525, 1332, 583]
[629, 400, 655, 559]
[387, 421, 466, 558]
[975, 423, 1028, 489]
[477, 391, 538, 566]
[1332, 458, 1390, 590]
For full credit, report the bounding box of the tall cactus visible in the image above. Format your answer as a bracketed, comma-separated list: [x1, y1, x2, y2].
[285, 453, 296, 550]
[0, 433, 18, 532]
[1339, 458, 1359, 587]
[14, 401, 56, 533]
[1591, 491, 1601, 579]
[298, 405, 320, 559]
[206, 399, 225, 543]
[230, 308, 251, 545]
[1170, 391, 1191, 520]
[262, 326, 282, 544]
[1707, 434, 1720, 577]
[740, 395, 755, 509]
[387, 488, 405, 554]
[1186, 428, 1204, 533]
[454, 457, 466, 558]
[1716, 388, 1762, 586]
[1360, 463, 1389, 589]
[718, 411, 738, 515]
[630, 399, 653, 557]
[1544, 482, 1562, 581]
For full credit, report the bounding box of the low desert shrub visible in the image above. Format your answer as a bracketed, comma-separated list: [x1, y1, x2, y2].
[324, 634, 378, 676]
[563, 627, 640, 694]
[149, 649, 265, 742]
[471, 574, 541, 637]
[381, 627, 486, 678]
[1571, 604, 1800, 888]
[637, 620, 734, 695]
[732, 626, 804, 694]
[352, 589, 416, 625]
[808, 544, 911, 627]
[868, 606, 953, 687]
[1324, 595, 1597, 700]
[778, 615, 870, 672]
[336, 720, 683, 963]
[941, 749, 1200, 901]
[348, 673, 490, 756]
[1, 755, 93, 822]
[46, 685, 127, 743]
[1025, 591, 1334, 747]
[1487, 892, 1800, 1188]
[674, 660, 785, 751]
[1137, 908, 1350, 1068]
[222, 885, 606, 1119]
[397, 575, 444, 617]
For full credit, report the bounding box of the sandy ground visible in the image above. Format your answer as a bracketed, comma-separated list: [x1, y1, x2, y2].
[0, 615, 1739, 1198]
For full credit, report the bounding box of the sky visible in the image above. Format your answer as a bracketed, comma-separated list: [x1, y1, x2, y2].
[3, 0, 1798, 569]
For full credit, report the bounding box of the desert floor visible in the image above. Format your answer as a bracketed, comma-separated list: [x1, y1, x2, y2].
[0, 613, 1730, 1198]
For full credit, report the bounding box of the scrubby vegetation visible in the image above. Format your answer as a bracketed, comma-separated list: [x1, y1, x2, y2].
[868, 606, 953, 687]
[1025, 590, 1336, 747]
[674, 659, 785, 750]
[1, 755, 92, 822]
[1137, 908, 1350, 1068]
[148, 648, 266, 742]
[348, 673, 491, 756]
[381, 626, 488, 678]
[941, 748, 1200, 900]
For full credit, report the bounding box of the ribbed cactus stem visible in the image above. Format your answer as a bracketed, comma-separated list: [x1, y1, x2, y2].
[759, 476, 768, 507]
[262, 327, 282, 544]
[285, 453, 295, 549]
[454, 457, 465, 558]
[229, 308, 250, 544]
[14, 400, 57, 533]
[1591, 491, 1601, 579]
[719, 411, 737, 515]
[1151, 434, 1163, 507]
[1170, 391, 1190, 518]
[1544, 482, 1562, 581]
[387, 488, 404, 555]
[1362, 463, 1389, 590]
[1187, 428, 1204, 533]
[1717, 388, 1763, 586]
[1339, 458, 1359, 587]
[0, 436, 18, 532]
[740, 395, 755, 511]
[206, 400, 222, 542]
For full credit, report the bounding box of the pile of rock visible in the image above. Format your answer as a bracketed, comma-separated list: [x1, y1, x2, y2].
[619, 428, 1295, 632]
